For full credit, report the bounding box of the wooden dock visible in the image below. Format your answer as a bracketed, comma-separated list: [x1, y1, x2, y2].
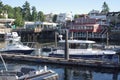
[1, 53, 120, 69]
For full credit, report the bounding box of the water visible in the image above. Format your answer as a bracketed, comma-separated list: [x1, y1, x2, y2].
[0, 41, 120, 80]
[0, 60, 120, 80]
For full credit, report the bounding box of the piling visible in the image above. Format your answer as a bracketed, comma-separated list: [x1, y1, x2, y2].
[55, 32, 58, 47]
[65, 30, 69, 60]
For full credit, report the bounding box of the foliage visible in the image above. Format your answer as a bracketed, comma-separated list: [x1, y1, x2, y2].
[31, 6, 37, 21]
[0, 0, 3, 13]
[3, 5, 14, 18]
[101, 2, 109, 14]
[22, 1, 31, 21]
[37, 11, 45, 22]
[74, 14, 80, 19]
[0, 1, 47, 27]
[52, 14, 57, 22]
[14, 7, 24, 27]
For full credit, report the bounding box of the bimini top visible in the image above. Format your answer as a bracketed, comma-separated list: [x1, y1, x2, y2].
[59, 39, 96, 44]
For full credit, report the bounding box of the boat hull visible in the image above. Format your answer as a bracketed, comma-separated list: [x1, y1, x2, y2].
[1, 49, 34, 54]
[49, 54, 116, 59]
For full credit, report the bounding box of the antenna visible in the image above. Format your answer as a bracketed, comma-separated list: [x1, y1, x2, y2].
[0, 54, 8, 71]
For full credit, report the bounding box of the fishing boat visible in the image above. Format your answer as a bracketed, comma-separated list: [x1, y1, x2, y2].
[0, 32, 34, 54]
[41, 38, 118, 60]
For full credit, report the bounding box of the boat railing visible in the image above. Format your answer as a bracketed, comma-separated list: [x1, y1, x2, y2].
[0, 53, 8, 71]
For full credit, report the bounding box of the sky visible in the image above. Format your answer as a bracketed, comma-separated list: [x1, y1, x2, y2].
[1, 0, 119, 15]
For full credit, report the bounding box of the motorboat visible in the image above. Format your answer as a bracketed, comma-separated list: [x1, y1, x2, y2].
[0, 32, 34, 54]
[0, 53, 59, 80]
[0, 66, 58, 80]
[41, 39, 118, 60]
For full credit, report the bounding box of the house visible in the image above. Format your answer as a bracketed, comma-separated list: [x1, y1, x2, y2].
[56, 13, 72, 23]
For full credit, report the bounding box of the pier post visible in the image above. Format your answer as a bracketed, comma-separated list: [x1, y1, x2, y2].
[55, 32, 58, 47]
[86, 31, 88, 40]
[65, 30, 69, 60]
[106, 32, 109, 46]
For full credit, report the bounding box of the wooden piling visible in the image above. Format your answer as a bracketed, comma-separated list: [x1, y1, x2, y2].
[65, 30, 69, 60]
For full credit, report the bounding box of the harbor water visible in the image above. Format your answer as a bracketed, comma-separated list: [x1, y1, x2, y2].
[0, 41, 120, 80]
[0, 60, 120, 80]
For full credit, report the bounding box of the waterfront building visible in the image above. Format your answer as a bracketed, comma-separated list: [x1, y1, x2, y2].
[106, 12, 120, 41]
[88, 10, 107, 26]
[67, 14, 107, 40]
[106, 12, 120, 27]
[24, 21, 58, 32]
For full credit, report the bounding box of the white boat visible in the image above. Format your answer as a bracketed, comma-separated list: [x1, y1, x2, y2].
[0, 32, 34, 54]
[0, 66, 58, 80]
[41, 39, 118, 60]
[0, 53, 58, 80]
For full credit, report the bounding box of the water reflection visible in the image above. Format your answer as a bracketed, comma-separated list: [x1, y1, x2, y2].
[0, 60, 120, 80]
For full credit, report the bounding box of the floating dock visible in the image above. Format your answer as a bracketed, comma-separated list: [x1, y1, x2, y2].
[1, 53, 120, 69]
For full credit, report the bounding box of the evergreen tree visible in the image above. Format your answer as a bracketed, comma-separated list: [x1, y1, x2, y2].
[101, 2, 109, 14]
[3, 5, 14, 18]
[0, 0, 3, 13]
[52, 14, 57, 22]
[37, 11, 45, 22]
[74, 14, 80, 19]
[31, 6, 37, 21]
[22, 1, 31, 21]
[14, 7, 24, 27]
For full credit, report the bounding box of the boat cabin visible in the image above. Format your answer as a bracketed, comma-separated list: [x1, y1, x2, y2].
[58, 40, 95, 50]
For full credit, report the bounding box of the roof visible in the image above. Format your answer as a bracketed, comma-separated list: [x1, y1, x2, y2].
[59, 39, 96, 44]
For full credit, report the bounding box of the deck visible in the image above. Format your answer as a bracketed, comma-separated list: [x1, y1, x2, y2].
[1, 53, 120, 70]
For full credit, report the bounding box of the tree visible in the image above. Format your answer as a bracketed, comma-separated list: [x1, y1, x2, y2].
[52, 14, 57, 22]
[14, 7, 24, 27]
[37, 11, 45, 22]
[74, 14, 80, 19]
[0, 0, 3, 13]
[22, 1, 31, 21]
[101, 2, 109, 14]
[3, 5, 14, 18]
[31, 6, 37, 21]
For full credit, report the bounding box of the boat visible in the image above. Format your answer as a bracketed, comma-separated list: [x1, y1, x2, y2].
[0, 66, 59, 80]
[0, 32, 34, 54]
[41, 38, 118, 60]
[0, 54, 59, 80]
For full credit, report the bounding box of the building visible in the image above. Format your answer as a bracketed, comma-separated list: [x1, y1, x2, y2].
[24, 21, 58, 32]
[45, 13, 54, 22]
[67, 16, 107, 40]
[0, 11, 8, 19]
[106, 12, 120, 27]
[56, 13, 72, 23]
[88, 10, 107, 26]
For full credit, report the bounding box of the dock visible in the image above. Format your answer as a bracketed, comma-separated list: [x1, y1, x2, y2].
[1, 53, 120, 69]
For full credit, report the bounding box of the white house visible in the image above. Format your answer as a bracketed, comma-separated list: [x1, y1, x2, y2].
[56, 13, 72, 23]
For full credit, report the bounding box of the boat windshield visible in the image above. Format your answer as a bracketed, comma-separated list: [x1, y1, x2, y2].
[69, 43, 93, 49]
